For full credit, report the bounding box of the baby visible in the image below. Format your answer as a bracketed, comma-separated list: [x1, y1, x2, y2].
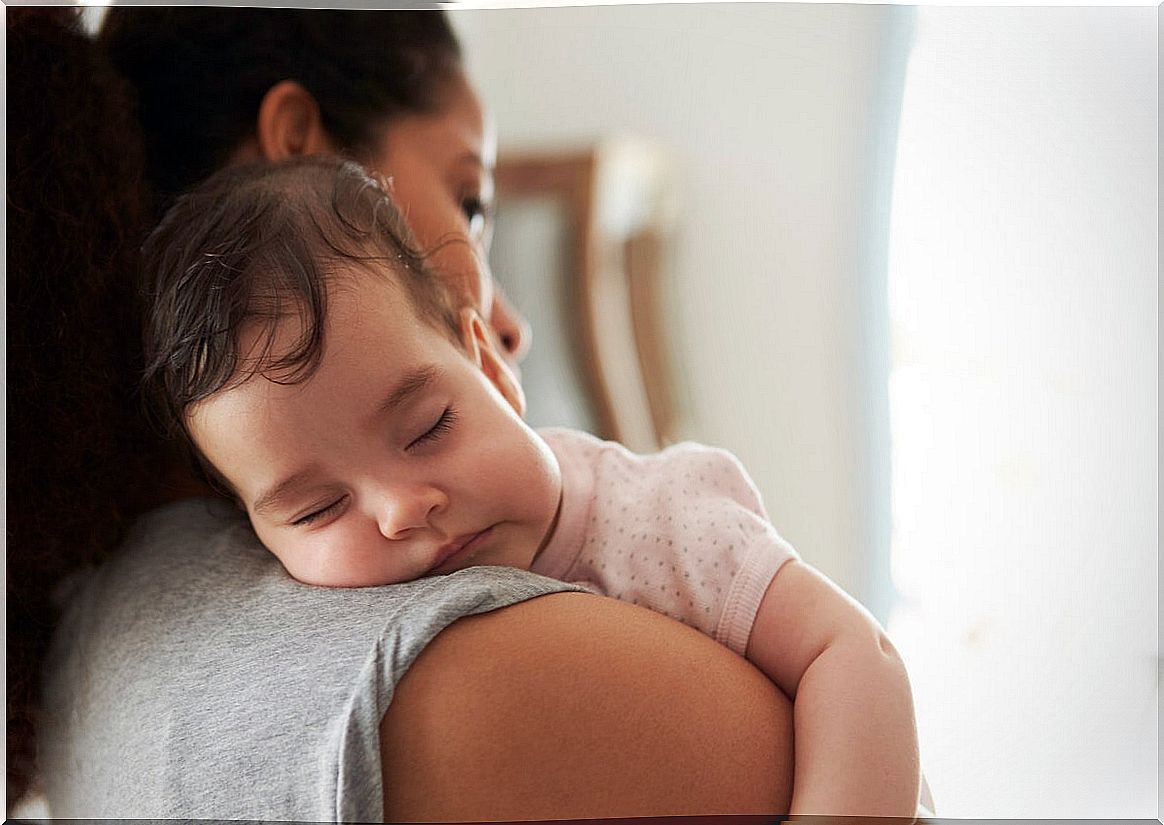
[142, 156, 921, 818]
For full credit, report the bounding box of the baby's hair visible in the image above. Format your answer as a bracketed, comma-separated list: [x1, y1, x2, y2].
[141, 156, 460, 460]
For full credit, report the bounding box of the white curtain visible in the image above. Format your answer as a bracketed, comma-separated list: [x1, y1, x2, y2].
[886, 7, 1158, 817]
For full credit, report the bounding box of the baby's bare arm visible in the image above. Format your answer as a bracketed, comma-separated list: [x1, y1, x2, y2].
[746, 560, 921, 817]
[380, 591, 793, 820]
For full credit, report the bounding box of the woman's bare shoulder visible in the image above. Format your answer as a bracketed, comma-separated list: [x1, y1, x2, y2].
[380, 591, 794, 820]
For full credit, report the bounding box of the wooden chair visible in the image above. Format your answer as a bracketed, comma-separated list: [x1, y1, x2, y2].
[492, 139, 680, 453]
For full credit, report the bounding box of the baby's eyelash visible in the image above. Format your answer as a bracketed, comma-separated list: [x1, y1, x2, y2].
[293, 495, 347, 527]
[409, 407, 457, 450]
[288, 410, 455, 526]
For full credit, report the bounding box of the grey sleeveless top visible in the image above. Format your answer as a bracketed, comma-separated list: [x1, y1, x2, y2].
[40, 498, 579, 819]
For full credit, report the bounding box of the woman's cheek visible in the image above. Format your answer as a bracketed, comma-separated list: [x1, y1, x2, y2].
[431, 242, 492, 314]
[402, 193, 495, 317]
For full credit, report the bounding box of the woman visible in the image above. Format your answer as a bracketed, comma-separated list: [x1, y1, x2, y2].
[100, 8, 529, 365]
[15, 9, 796, 818]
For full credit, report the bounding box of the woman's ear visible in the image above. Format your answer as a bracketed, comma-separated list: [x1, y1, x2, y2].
[458, 308, 526, 418]
[255, 80, 336, 161]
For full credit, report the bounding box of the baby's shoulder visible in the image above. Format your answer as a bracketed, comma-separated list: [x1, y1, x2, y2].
[650, 441, 766, 515]
[539, 427, 764, 516]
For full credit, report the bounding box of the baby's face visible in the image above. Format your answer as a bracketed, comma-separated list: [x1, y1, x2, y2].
[186, 272, 561, 587]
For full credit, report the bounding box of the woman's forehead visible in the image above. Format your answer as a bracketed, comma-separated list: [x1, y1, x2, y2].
[377, 72, 492, 165]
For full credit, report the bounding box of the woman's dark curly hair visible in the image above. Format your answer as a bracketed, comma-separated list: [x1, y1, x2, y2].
[99, 8, 463, 216]
[6, 8, 163, 808]
[6, 10, 466, 809]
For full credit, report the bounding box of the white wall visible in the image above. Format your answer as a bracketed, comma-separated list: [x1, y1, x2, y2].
[456, 7, 1158, 815]
[454, 4, 912, 609]
[885, 6, 1157, 817]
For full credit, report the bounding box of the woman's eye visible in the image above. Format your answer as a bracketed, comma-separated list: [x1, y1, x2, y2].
[461, 196, 489, 238]
[292, 495, 347, 527]
[408, 407, 457, 451]
[461, 195, 485, 221]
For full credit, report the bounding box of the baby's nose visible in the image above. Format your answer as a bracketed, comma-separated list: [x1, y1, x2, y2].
[376, 485, 447, 540]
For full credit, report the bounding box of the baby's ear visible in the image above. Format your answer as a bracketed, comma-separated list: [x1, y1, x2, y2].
[458, 307, 526, 417]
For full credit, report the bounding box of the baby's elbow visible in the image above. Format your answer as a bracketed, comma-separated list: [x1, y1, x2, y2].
[832, 621, 909, 681]
[870, 629, 914, 691]
[876, 629, 901, 661]
[846, 621, 907, 680]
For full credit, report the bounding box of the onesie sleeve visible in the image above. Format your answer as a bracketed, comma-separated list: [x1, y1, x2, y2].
[652, 442, 799, 656]
[40, 498, 583, 820]
[541, 430, 798, 658]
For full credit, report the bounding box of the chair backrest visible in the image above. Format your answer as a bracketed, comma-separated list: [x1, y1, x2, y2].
[493, 139, 680, 452]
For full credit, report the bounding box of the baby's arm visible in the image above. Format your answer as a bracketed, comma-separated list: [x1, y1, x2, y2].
[746, 560, 920, 817]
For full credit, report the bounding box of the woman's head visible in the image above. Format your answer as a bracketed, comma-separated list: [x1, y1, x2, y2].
[99, 9, 461, 203]
[101, 8, 529, 361]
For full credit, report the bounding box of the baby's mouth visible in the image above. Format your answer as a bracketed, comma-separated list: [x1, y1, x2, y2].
[429, 526, 494, 575]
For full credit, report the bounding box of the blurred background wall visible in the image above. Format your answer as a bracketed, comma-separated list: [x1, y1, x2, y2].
[453, 4, 1157, 818]
[456, 3, 912, 622]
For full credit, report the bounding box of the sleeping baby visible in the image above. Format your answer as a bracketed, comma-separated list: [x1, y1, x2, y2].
[141, 155, 922, 818]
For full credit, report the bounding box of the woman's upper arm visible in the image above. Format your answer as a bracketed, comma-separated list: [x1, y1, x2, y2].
[379, 591, 794, 820]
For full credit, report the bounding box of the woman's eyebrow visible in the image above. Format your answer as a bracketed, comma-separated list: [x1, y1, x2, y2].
[376, 364, 442, 416]
[455, 151, 488, 173]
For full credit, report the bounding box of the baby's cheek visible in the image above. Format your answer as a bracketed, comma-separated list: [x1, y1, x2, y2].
[273, 548, 326, 587]
[518, 438, 562, 518]
[253, 527, 296, 575]
[277, 535, 371, 588]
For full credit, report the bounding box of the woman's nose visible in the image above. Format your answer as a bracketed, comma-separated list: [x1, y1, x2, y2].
[376, 484, 447, 540]
[489, 285, 532, 364]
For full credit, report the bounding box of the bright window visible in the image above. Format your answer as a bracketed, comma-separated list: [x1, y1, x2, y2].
[885, 7, 1157, 817]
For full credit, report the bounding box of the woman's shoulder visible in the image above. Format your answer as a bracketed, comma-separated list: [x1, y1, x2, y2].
[41, 497, 581, 819]
[130, 495, 247, 536]
[108, 496, 276, 589]
[381, 591, 794, 820]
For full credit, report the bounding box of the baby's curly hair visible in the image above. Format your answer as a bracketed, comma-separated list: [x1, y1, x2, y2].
[141, 157, 461, 482]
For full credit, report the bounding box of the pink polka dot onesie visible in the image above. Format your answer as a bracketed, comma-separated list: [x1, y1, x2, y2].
[531, 427, 799, 656]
